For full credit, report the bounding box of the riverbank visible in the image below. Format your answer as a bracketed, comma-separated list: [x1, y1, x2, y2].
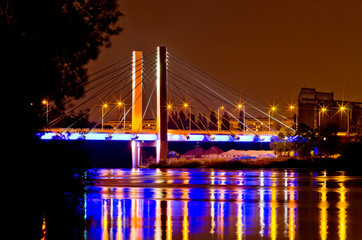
[147, 156, 360, 172]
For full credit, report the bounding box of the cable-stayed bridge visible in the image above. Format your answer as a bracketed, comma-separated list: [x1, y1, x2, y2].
[39, 46, 296, 167]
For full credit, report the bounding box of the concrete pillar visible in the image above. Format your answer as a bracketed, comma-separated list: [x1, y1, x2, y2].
[132, 51, 143, 132]
[156, 46, 168, 162]
[132, 51, 142, 168]
[131, 140, 141, 168]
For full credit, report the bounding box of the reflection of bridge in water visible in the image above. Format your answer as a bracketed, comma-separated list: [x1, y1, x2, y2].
[81, 169, 352, 240]
[40, 46, 297, 167]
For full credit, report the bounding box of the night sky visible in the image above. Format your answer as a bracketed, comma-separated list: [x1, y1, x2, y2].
[88, 0, 362, 106]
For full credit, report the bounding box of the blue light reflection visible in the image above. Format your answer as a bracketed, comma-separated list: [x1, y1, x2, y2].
[83, 169, 305, 240]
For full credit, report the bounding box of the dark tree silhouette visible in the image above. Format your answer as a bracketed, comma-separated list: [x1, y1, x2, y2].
[2, 0, 123, 137]
[2, 2, 123, 239]
[209, 110, 217, 130]
[198, 113, 208, 130]
[168, 111, 179, 129]
[179, 110, 187, 130]
[316, 124, 340, 156]
[221, 112, 230, 130]
[292, 123, 316, 158]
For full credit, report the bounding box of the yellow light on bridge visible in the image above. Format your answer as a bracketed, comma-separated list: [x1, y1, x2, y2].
[271, 106, 276, 111]
[103, 104, 108, 108]
[340, 106, 345, 111]
[184, 103, 189, 108]
[321, 107, 327, 112]
[42, 99, 48, 105]
[238, 104, 242, 109]
[167, 104, 172, 109]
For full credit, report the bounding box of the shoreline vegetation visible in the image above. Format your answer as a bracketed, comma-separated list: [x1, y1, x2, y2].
[147, 156, 360, 172]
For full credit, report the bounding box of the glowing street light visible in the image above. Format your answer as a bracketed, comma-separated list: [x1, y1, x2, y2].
[268, 107, 276, 132]
[238, 104, 246, 132]
[118, 101, 126, 131]
[42, 99, 49, 127]
[102, 103, 108, 130]
[339, 105, 350, 134]
[319, 107, 327, 128]
[183, 102, 191, 131]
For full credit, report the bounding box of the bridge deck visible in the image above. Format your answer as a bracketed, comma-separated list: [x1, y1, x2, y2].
[38, 128, 276, 142]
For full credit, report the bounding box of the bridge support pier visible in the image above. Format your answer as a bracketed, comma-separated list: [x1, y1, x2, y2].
[131, 140, 141, 168]
[131, 46, 168, 167]
[131, 51, 143, 168]
[156, 46, 168, 162]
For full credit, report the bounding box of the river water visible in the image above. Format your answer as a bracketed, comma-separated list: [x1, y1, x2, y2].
[83, 168, 362, 240]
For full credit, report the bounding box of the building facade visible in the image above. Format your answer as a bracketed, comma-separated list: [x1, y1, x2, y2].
[297, 88, 362, 132]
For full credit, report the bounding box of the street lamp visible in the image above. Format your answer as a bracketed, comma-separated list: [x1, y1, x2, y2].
[183, 102, 191, 131]
[102, 103, 108, 130]
[217, 106, 224, 132]
[319, 107, 327, 128]
[118, 101, 126, 131]
[238, 104, 246, 132]
[340, 106, 349, 134]
[268, 107, 276, 132]
[42, 99, 49, 127]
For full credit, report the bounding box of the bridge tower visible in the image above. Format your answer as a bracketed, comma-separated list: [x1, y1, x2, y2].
[131, 51, 143, 168]
[156, 46, 168, 162]
[131, 47, 168, 167]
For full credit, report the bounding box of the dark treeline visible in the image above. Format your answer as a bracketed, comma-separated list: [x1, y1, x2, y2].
[270, 120, 362, 171]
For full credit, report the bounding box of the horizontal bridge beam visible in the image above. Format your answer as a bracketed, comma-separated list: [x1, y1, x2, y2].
[37, 131, 274, 142]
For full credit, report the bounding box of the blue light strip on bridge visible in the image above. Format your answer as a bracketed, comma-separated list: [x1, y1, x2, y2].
[38, 132, 272, 142]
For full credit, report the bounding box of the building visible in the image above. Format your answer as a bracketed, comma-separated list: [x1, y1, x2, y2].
[297, 88, 362, 132]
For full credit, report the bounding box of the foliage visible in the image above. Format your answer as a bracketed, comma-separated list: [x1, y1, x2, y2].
[221, 112, 230, 130]
[1, 0, 122, 105]
[315, 124, 340, 157]
[2, 1, 121, 238]
[270, 127, 293, 156]
[292, 123, 316, 158]
[291, 123, 341, 158]
[209, 110, 218, 130]
[2, 0, 123, 139]
[339, 116, 362, 166]
[350, 116, 362, 143]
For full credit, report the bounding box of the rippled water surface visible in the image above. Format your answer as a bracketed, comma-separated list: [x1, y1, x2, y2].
[84, 169, 362, 239]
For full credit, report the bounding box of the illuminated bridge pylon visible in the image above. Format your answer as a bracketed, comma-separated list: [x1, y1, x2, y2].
[131, 46, 168, 167]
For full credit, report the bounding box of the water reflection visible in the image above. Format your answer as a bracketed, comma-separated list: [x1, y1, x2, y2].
[83, 169, 362, 240]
